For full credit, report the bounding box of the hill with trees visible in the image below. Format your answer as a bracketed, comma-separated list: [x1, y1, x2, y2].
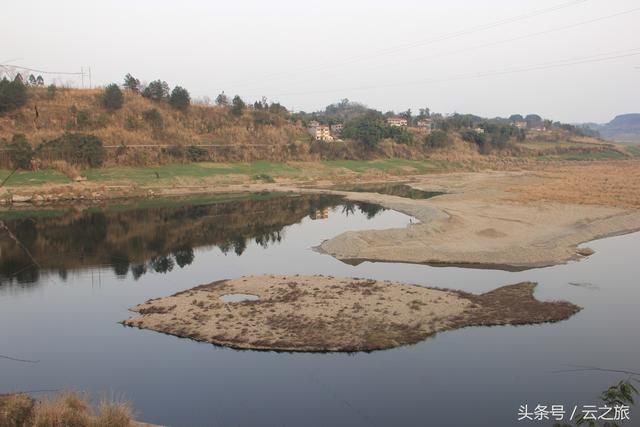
[0, 73, 627, 173]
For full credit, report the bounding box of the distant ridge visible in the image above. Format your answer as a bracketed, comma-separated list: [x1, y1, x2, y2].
[586, 114, 640, 144]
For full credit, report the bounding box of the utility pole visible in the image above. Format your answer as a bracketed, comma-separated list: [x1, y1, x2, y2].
[80, 66, 84, 88]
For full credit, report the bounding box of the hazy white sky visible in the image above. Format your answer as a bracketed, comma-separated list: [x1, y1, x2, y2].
[2, 0, 639, 122]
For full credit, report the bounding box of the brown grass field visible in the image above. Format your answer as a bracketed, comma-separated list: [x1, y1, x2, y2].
[508, 161, 640, 209]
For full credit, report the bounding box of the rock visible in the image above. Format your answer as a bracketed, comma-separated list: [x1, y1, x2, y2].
[73, 176, 87, 182]
[12, 195, 32, 203]
[576, 247, 595, 257]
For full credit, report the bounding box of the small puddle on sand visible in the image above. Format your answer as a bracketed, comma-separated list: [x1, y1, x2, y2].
[220, 293, 260, 303]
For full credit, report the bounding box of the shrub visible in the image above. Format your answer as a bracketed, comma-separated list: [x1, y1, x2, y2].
[0, 77, 28, 113]
[7, 134, 34, 169]
[67, 108, 92, 130]
[186, 145, 207, 161]
[0, 393, 34, 426]
[253, 173, 275, 183]
[0, 392, 134, 427]
[461, 129, 486, 146]
[40, 133, 106, 167]
[424, 130, 452, 149]
[169, 86, 191, 111]
[142, 108, 164, 132]
[387, 126, 413, 144]
[124, 115, 139, 130]
[44, 160, 81, 178]
[165, 145, 185, 158]
[47, 84, 57, 99]
[102, 83, 124, 110]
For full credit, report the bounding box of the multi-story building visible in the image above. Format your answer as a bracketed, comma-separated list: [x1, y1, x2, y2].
[330, 123, 343, 136]
[386, 117, 408, 127]
[416, 119, 432, 129]
[308, 125, 333, 141]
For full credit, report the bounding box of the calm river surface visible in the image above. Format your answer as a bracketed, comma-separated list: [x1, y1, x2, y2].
[0, 193, 638, 427]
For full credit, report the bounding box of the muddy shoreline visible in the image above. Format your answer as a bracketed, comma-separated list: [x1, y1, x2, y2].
[3, 166, 640, 271]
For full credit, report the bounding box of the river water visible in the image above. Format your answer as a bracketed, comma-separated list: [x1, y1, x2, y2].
[0, 193, 638, 426]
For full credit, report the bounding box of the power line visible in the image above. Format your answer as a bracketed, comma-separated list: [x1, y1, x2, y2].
[260, 47, 640, 98]
[0, 64, 83, 76]
[244, 6, 640, 96]
[230, 0, 589, 89]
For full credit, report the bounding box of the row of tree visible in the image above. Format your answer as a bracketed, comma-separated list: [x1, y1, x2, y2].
[1, 133, 106, 170]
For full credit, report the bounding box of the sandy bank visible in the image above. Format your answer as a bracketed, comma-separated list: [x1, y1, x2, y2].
[318, 170, 640, 269]
[122, 275, 579, 352]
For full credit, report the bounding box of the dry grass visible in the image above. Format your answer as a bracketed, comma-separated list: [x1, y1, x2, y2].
[0, 87, 313, 165]
[0, 392, 135, 427]
[508, 160, 640, 209]
[34, 160, 81, 179]
[123, 275, 580, 352]
[0, 87, 618, 167]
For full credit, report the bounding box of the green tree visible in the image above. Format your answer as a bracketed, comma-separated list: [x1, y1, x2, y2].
[7, 134, 34, 170]
[525, 113, 543, 129]
[123, 73, 140, 92]
[387, 126, 413, 144]
[142, 80, 170, 101]
[216, 92, 229, 106]
[36, 75, 44, 86]
[169, 86, 191, 111]
[342, 111, 387, 148]
[231, 95, 246, 116]
[424, 130, 452, 149]
[101, 83, 124, 110]
[0, 77, 28, 113]
[40, 133, 106, 167]
[28, 74, 37, 86]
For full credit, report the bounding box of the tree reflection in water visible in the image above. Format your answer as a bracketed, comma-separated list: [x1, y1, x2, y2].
[0, 193, 385, 286]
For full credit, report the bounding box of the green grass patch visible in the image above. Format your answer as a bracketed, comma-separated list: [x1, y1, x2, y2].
[551, 149, 627, 161]
[625, 145, 640, 157]
[0, 169, 71, 187]
[84, 161, 300, 184]
[322, 159, 451, 173]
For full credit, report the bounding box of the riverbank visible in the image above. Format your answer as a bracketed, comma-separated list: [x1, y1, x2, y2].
[122, 275, 580, 352]
[2, 160, 639, 271]
[318, 161, 640, 269]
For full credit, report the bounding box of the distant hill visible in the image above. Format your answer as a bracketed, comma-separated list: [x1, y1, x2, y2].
[586, 114, 640, 144]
